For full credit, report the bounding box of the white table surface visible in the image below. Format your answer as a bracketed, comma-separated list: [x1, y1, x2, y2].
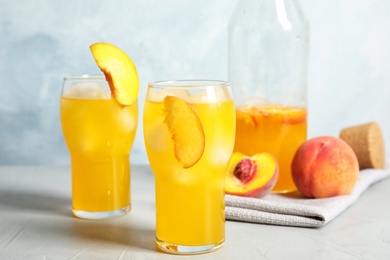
[0, 165, 389, 260]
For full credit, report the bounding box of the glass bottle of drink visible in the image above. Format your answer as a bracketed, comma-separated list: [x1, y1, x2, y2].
[228, 0, 310, 193]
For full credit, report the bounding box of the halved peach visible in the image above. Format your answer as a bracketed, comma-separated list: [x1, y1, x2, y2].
[163, 96, 205, 168]
[90, 42, 139, 106]
[225, 152, 279, 198]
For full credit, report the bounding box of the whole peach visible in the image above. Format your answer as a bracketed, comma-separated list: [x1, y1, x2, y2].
[291, 136, 359, 198]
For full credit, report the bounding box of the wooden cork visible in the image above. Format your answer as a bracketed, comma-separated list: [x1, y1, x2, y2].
[339, 122, 385, 169]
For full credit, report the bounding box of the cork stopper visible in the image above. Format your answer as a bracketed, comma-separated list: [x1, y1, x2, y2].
[339, 122, 385, 169]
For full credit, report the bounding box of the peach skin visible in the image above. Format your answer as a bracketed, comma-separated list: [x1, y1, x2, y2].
[291, 136, 359, 198]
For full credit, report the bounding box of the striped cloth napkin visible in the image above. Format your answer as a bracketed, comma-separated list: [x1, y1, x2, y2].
[225, 163, 390, 228]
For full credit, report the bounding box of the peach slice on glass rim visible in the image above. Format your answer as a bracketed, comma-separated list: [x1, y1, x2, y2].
[90, 42, 139, 106]
[225, 152, 279, 198]
[163, 96, 205, 168]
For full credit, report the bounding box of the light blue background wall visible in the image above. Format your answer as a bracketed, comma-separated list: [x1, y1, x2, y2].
[0, 0, 389, 165]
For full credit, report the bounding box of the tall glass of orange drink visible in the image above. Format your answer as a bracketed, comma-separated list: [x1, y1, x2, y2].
[60, 75, 138, 219]
[144, 80, 236, 254]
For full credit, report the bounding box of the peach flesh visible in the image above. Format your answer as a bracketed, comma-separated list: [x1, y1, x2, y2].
[163, 96, 205, 168]
[292, 136, 359, 198]
[225, 152, 279, 198]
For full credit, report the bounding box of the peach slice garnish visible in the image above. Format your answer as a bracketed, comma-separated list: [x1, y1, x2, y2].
[163, 96, 205, 168]
[90, 42, 139, 106]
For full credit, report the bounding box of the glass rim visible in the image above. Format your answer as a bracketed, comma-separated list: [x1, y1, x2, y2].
[148, 79, 230, 89]
[63, 74, 106, 81]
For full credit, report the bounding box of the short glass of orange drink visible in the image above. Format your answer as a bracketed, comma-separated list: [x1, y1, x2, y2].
[144, 80, 236, 254]
[60, 75, 138, 219]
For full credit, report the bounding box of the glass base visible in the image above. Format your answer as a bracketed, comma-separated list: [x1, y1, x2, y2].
[156, 236, 224, 255]
[72, 205, 131, 219]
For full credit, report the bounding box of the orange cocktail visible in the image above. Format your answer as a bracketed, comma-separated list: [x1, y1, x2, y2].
[61, 75, 137, 218]
[144, 80, 235, 254]
[234, 105, 307, 193]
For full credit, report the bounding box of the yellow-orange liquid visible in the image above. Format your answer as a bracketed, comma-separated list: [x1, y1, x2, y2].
[144, 98, 235, 246]
[234, 105, 307, 193]
[60, 97, 137, 213]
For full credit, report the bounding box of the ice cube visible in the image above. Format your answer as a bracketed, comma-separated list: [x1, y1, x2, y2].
[214, 86, 232, 101]
[119, 111, 137, 132]
[148, 88, 190, 102]
[145, 121, 170, 152]
[191, 89, 208, 102]
[65, 82, 109, 99]
[188, 87, 232, 103]
[240, 97, 272, 107]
